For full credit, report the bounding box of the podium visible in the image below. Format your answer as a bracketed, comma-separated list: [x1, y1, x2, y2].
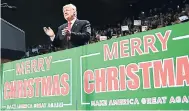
[1, 18, 26, 63]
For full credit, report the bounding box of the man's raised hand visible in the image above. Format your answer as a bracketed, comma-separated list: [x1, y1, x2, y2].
[43, 27, 55, 37]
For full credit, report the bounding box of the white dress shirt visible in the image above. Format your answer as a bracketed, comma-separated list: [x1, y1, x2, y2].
[50, 18, 77, 41]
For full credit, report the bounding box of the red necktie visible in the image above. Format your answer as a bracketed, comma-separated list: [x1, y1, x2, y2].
[68, 22, 71, 31]
[67, 22, 71, 41]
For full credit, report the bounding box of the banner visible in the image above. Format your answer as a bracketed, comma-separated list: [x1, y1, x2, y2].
[100, 36, 107, 41]
[1, 50, 77, 110]
[134, 20, 141, 26]
[1, 22, 189, 110]
[78, 22, 189, 110]
[142, 26, 148, 32]
[179, 16, 189, 22]
[121, 26, 129, 31]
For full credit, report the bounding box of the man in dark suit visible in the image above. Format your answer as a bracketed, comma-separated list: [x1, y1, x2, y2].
[43, 4, 91, 50]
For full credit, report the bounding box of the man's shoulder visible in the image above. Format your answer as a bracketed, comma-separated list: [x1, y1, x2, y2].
[76, 20, 90, 27]
[58, 23, 66, 29]
[77, 19, 90, 24]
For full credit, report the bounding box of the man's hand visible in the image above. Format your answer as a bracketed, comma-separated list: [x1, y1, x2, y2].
[62, 27, 71, 40]
[43, 27, 55, 38]
[64, 27, 71, 36]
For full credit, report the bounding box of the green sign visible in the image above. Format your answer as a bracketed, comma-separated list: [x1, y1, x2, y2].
[1, 50, 77, 110]
[1, 22, 189, 110]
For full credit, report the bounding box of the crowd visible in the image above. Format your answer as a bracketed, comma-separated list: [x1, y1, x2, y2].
[90, 0, 189, 43]
[24, 0, 189, 58]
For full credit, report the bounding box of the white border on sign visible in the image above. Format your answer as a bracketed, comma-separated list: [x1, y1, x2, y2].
[2, 58, 73, 108]
[172, 34, 189, 40]
[80, 52, 101, 105]
[52, 58, 73, 106]
[2, 69, 15, 108]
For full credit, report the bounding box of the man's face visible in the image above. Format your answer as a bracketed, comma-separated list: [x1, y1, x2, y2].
[63, 6, 75, 21]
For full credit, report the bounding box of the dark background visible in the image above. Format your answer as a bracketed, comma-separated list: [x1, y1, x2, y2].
[1, 0, 185, 47]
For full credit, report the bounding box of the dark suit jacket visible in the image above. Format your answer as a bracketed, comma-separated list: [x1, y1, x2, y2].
[52, 19, 91, 50]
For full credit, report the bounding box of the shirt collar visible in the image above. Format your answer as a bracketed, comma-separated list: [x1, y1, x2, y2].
[69, 18, 77, 24]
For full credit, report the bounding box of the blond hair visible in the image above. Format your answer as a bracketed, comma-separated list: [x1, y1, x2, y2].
[63, 4, 77, 17]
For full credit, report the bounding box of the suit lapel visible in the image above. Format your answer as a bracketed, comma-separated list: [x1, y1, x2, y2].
[65, 22, 68, 27]
[71, 19, 78, 32]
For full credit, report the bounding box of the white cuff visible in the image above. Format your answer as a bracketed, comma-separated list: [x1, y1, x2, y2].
[50, 35, 55, 41]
